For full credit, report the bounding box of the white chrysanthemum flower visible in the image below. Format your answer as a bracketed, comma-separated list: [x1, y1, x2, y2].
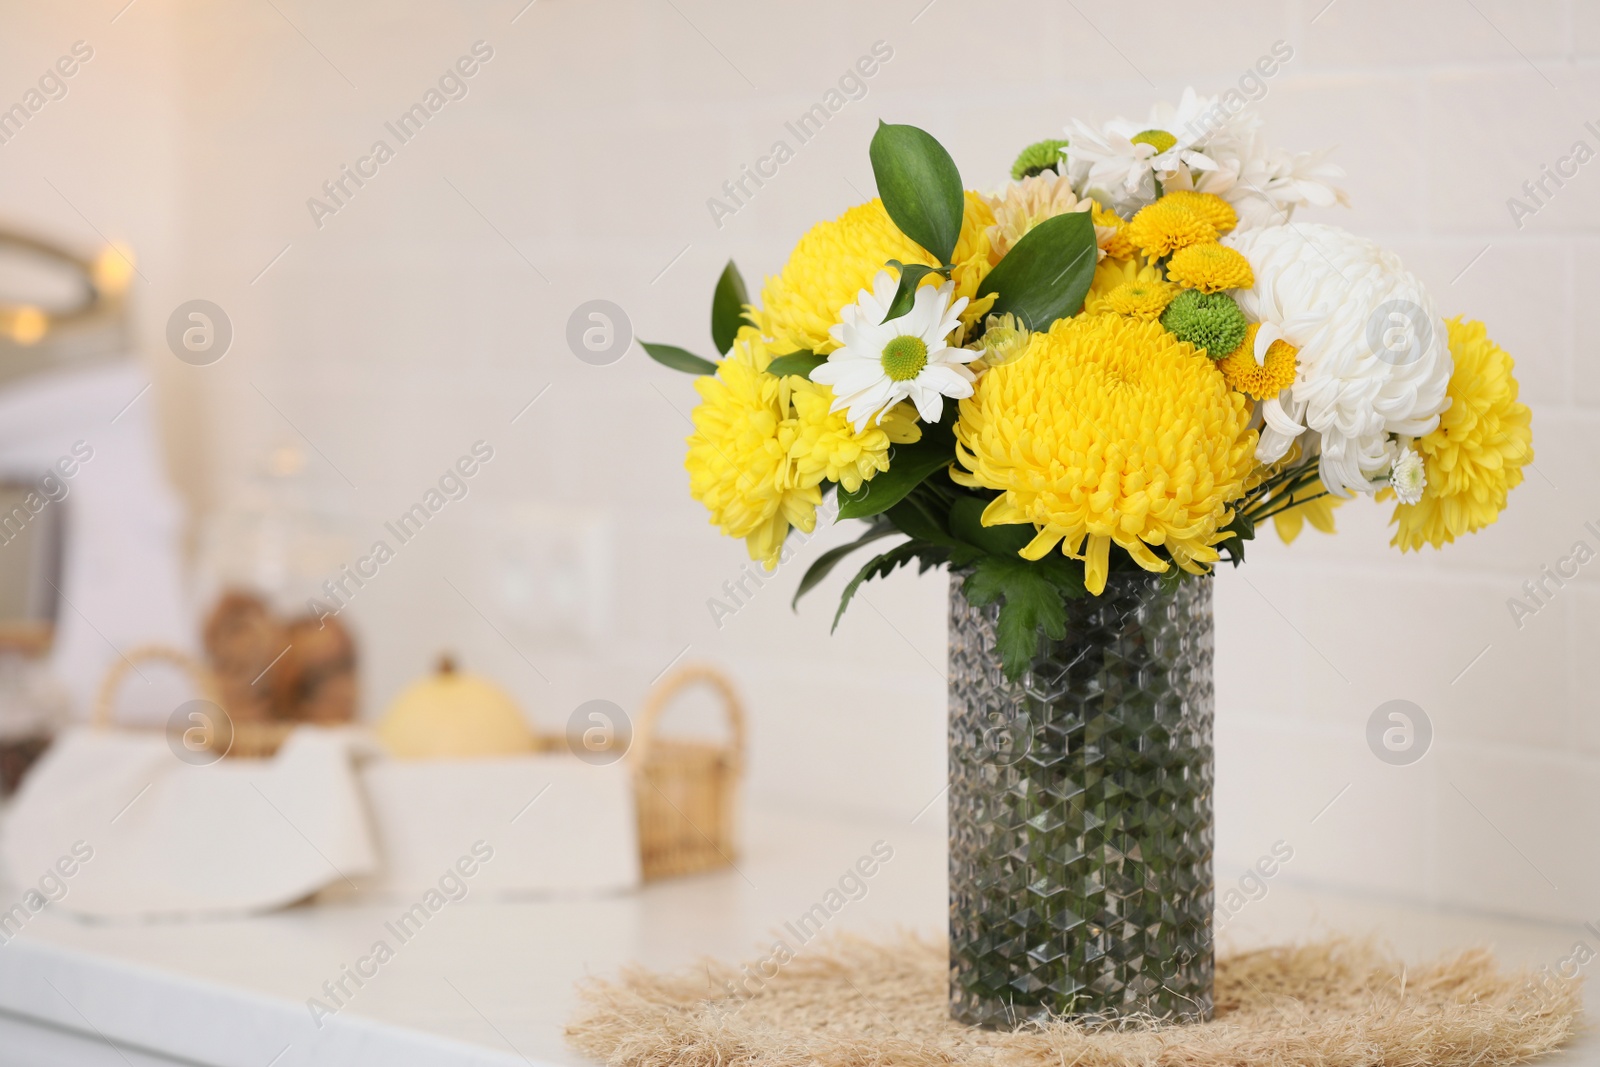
[1064, 88, 1222, 212]
[815, 270, 974, 431]
[1390, 443, 1427, 505]
[1226, 223, 1452, 497]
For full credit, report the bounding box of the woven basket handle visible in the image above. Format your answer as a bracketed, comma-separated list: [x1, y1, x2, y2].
[92, 643, 221, 730]
[629, 664, 745, 772]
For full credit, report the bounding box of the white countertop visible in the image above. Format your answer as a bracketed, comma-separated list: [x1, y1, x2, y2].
[0, 807, 1594, 1066]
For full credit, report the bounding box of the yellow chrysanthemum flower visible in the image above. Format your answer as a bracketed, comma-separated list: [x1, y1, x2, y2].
[1391, 318, 1533, 551]
[1272, 478, 1342, 544]
[1158, 191, 1237, 234]
[685, 330, 818, 568]
[1091, 203, 1136, 260]
[756, 195, 994, 355]
[953, 315, 1258, 595]
[1166, 242, 1254, 293]
[1217, 322, 1298, 400]
[1085, 257, 1174, 320]
[1124, 198, 1218, 259]
[983, 172, 1093, 262]
[788, 384, 920, 494]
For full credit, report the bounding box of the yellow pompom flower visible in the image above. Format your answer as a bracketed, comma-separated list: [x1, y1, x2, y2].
[1091, 203, 1136, 260]
[685, 331, 818, 568]
[1217, 322, 1298, 400]
[788, 383, 920, 494]
[1124, 198, 1218, 259]
[1087, 254, 1151, 301]
[1391, 318, 1533, 551]
[1086, 253, 1139, 302]
[1166, 242, 1254, 293]
[1158, 190, 1237, 234]
[756, 195, 994, 355]
[1085, 258, 1175, 320]
[953, 315, 1258, 595]
[1100, 279, 1180, 320]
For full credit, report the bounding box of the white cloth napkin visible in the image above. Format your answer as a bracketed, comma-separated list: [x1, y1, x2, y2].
[359, 756, 640, 898]
[1, 726, 378, 918]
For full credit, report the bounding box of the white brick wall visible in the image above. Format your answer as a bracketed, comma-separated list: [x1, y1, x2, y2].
[2, 0, 1593, 923]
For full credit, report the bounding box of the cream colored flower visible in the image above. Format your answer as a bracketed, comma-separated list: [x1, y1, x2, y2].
[1389, 443, 1426, 505]
[982, 172, 1097, 262]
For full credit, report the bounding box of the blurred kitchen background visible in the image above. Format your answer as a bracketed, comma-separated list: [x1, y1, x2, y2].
[0, 0, 1593, 925]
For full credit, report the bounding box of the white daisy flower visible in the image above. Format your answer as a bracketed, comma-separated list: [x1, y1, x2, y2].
[1064, 88, 1223, 212]
[814, 270, 974, 431]
[1064, 88, 1349, 230]
[1227, 223, 1453, 498]
[1389, 443, 1427, 505]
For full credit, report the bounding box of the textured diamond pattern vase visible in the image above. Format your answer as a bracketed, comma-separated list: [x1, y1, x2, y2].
[947, 571, 1215, 1028]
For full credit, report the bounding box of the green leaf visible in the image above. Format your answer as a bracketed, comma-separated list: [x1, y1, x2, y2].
[869, 122, 965, 265]
[831, 541, 946, 632]
[977, 210, 1098, 331]
[885, 496, 951, 544]
[879, 261, 946, 324]
[948, 496, 1032, 556]
[960, 555, 1069, 680]
[1040, 554, 1087, 600]
[836, 420, 956, 520]
[791, 522, 897, 610]
[710, 260, 752, 354]
[1218, 510, 1255, 566]
[642, 342, 717, 375]
[948, 496, 1086, 599]
[766, 351, 827, 379]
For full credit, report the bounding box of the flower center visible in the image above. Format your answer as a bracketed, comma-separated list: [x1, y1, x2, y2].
[1131, 128, 1177, 154]
[880, 335, 929, 381]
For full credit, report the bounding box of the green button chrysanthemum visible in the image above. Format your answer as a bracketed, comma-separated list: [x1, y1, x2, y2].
[1159, 289, 1247, 358]
[1009, 138, 1070, 181]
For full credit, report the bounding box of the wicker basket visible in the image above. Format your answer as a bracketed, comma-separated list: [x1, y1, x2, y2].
[629, 664, 745, 882]
[92, 643, 295, 759]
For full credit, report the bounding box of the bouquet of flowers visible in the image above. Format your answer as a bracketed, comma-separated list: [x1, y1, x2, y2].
[646, 88, 1533, 678]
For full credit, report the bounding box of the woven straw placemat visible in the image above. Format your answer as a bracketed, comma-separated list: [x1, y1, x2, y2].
[568, 934, 1583, 1067]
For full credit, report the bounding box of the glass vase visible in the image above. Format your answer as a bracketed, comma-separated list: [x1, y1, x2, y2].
[946, 570, 1215, 1028]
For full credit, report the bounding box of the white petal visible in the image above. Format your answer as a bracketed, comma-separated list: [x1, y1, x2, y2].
[827, 362, 890, 394]
[918, 363, 975, 398]
[845, 384, 897, 430]
[809, 361, 844, 386]
[1253, 322, 1284, 367]
[908, 383, 945, 424]
[931, 344, 980, 366]
[871, 269, 899, 307]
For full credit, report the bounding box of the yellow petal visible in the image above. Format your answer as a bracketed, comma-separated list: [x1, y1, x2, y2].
[1020, 527, 1062, 560]
[982, 495, 1028, 527]
[1084, 534, 1111, 595]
